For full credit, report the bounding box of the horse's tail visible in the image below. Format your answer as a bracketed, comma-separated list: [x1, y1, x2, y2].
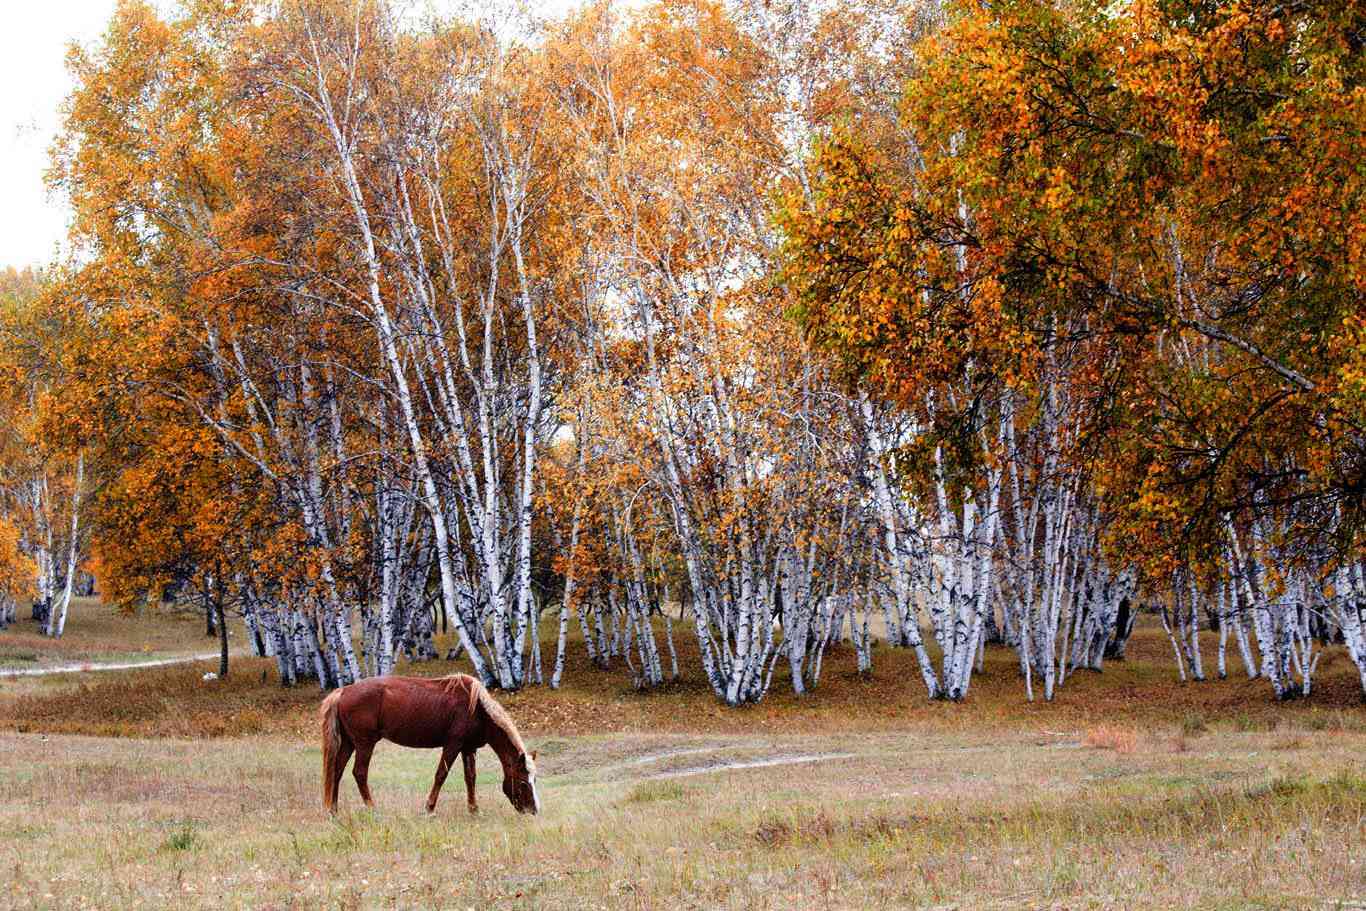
[320, 689, 345, 813]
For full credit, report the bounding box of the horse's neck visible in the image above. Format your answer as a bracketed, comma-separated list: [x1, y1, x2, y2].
[480, 707, 522, 770]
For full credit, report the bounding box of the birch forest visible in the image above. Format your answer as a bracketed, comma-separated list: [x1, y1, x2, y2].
[1, 0, 1363, 708]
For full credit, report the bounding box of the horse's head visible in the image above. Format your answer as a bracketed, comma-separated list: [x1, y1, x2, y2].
[503, 750, 540, 815]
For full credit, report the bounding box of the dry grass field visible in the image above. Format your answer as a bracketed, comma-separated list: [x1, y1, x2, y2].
[2, 606, 1365, 909]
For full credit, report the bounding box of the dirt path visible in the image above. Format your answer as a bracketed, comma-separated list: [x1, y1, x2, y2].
[0, 652, 222, 678]
[586, 739, 867, 783]
[645, 752, 859, 780]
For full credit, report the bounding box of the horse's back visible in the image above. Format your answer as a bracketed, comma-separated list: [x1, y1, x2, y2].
[336, 675, 476, 749]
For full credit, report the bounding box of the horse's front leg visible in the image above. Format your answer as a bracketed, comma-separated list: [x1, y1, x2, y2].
[463, 750, 478, 815]
[425, 745, 458, 815]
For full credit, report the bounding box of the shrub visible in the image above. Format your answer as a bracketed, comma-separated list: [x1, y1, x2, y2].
[161, 822, 199, 853]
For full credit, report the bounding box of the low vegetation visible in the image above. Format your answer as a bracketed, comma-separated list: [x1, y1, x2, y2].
[3, 0, 1364, 713]
[3, 610, 1365, 908]
[2, 713, 1363, 908]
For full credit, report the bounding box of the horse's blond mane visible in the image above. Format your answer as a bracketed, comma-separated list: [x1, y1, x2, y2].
[437, 673, 481, 716]
[439, 673, 526, 755]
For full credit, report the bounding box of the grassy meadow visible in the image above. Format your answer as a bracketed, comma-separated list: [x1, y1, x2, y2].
[1, 603, 1365, 909]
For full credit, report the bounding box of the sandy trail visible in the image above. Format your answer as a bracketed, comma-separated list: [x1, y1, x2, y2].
[0, 652, 222, 678]
[644, 752, 859, 780]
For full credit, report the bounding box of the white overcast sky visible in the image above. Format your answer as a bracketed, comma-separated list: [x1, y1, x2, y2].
[0, 0, 586, 270]
[0, 1, 121, 269]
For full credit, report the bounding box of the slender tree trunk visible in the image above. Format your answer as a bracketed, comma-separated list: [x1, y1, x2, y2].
[217, 595, 229, 678]
[46, 455, 84, 639]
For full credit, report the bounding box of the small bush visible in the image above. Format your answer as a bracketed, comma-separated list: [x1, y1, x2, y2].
[161, 822, 199, 853]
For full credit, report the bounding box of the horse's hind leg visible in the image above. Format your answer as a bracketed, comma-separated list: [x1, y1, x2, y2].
[425, 745, 458, 814]
[328, 739, 354, 813]
[352, 740, 376, 808]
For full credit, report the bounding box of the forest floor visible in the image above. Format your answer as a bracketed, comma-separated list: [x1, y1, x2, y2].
[1, 605, 1365, 909]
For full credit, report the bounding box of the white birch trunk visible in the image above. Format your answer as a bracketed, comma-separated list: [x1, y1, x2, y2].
[46, 455, 84, 639]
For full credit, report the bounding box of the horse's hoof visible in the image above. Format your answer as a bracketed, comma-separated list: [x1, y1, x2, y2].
[468, 806, 479, 815]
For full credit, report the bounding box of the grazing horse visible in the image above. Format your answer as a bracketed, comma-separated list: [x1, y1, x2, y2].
[319, 674, 539, 816]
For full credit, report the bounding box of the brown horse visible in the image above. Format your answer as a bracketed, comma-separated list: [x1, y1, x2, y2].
[319, 673, 539, 816]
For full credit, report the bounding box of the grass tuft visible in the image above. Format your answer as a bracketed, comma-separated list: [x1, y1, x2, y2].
[624, 780, 687, 804]
[160, 822, 199, 853]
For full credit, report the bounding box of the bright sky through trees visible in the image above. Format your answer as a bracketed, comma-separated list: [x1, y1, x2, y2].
[0, 0, 586, 268]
